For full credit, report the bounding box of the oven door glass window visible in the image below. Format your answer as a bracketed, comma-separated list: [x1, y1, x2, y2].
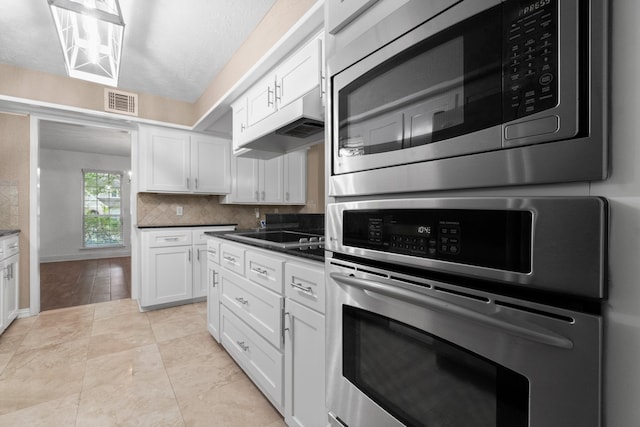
[343, 306, 528, 427]
[336, 5, 502, 158]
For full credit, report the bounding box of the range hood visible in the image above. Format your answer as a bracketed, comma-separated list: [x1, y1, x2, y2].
[236, 87, 325, 160]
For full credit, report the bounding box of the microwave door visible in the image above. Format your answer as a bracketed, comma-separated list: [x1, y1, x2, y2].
[332, 2, 504, 176]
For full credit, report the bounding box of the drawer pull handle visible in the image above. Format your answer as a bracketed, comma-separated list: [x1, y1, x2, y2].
[223, 256, 236, 263]
[235, 297, 249, 305]
[164, 237, 179, 241]
[290, 282, 313, 294]
[252, 267, 268, 276]
[237, 341, 250, 352]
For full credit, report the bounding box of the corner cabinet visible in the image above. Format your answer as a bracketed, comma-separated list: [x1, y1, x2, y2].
[140, 226, 235, 309]
[207, 237, 325, 425]
[139, 125, 231, 194]
[0, 233, 19, 335]
[221, 149, 307, 205]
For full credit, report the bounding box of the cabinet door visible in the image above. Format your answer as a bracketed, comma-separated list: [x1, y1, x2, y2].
[247, 74, 277, 126]
[0, 261, 5, 333]
[193, 245, 208, 299]
[191, 135, 231, 194]
[261, 156, 284, 203]
[143, 246, 193, 306]
[284, 299, 326, 427]
[207, 262, 221, 342]
[143, 128, 191, 192]
[283, 150, 307, 204]
[232, 97, 249, 150]
[233, 157, 261, 203]
[3, 255, 18, 328]
[276, 36, 322, 108]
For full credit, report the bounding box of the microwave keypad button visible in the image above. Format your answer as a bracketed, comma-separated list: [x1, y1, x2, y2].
[539, 73, 554, 86]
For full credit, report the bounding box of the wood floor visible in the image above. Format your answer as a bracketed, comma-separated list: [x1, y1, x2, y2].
[40, 257, 131, 312]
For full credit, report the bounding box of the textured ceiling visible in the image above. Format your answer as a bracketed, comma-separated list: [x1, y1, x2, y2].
[0, 0, 277, 103]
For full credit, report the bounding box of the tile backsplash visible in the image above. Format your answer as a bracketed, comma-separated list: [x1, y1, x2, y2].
[136, 193, 309, 230]
[0, 180, 19, 229]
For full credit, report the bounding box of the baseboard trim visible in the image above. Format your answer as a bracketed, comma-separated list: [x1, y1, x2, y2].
[40, 252, 131, 263]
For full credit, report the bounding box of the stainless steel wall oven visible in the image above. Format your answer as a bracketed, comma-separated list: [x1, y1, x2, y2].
[325, 197, 607, 427]
[327, 0, 608, 196]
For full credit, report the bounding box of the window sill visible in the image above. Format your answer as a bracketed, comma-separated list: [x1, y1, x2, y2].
[81, 244, 126, 250]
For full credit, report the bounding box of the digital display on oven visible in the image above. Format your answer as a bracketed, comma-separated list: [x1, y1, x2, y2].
[343, 209, 532, 273]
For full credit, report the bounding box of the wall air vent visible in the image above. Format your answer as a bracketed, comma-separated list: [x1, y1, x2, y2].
[104, 89, 138, 116]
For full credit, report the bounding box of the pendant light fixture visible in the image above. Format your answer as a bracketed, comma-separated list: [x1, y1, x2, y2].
[47, 0, 125, 86]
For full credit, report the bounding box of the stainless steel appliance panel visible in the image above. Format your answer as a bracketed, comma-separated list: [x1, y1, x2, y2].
[327, 197, 607, 299]
[326, 259, 602, 427]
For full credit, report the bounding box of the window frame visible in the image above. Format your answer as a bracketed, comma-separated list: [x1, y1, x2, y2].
[81, 168, 125, 248]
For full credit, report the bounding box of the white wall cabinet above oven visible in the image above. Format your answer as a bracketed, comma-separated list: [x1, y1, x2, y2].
[221, 149, 306, 205]
[139, 125, 231, 194]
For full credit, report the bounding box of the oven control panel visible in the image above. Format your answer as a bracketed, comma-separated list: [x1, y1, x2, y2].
[344, 208, 532, 273]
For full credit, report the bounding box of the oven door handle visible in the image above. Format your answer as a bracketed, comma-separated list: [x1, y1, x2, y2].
[330, 272, 574, 349]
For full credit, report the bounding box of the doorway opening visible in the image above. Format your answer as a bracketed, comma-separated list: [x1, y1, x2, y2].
[38, 119, 132, 312]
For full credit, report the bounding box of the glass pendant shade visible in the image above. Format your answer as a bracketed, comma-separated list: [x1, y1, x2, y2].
[48, 0, 125, 86]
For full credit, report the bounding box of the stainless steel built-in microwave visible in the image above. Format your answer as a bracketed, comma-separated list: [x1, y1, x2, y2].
[328, 0, 608, 196]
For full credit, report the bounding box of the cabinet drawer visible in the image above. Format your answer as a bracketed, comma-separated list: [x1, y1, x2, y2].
[220, 243, 245, 275]
[221, 269, 283, 349]
[207, 239, 221, 265]
[221, 306, 284, 410]
[246, 251, 284, 293]
[285, 261, 325, 314]
[1, 235, 19, 260]
[144, 230, 192, 247]
[193, 226, 235, 245]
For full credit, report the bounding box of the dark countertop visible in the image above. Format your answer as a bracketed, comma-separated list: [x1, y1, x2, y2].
[206, 229, 325, 263]
[0, 230, 20, 238]
[137, 224, 237, 229]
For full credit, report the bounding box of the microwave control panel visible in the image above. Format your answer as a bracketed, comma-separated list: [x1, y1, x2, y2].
[503, 0, 558, 120]
[343, 209, 532, 273]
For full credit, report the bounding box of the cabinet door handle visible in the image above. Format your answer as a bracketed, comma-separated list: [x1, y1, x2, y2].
[186, 177, 190, 188]
[195, 178, 199, 189]
[286, 192, 290, 202]
[223, 255, 236, 264]
[261, 191, 265, 201]
[188, 249, 192, 262]
[290, 282, 313, 295]
[237, 340, 250, 352]
[255, 191, 259, 201]
[251, 267, 268, 276]
[235, 297, 249, 305]
[197, 248, 201, 261]
[267, 86, 274, 107]
[240, 123, 246, 133]
[275, 82, 281, 102]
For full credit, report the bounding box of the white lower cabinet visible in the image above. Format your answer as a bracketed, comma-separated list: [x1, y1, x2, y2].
[209, 237, 325, 424]
[284, 299, 325, 427]
[0, 233, 19, 335]
[140, 226, 235, 309]
[221, 305, 284, 409]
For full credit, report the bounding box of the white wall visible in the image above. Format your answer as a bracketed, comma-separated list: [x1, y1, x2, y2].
[591, 2, 640, 425]
[40, 148, 131, 262]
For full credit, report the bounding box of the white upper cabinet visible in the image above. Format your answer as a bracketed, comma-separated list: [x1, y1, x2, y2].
[231, 32, 324, 153]
[247, 73, 278, 127]
[139, 125, 231, 194]
[191, 135, 231, 194]
[283, 149, 307, 204]
[276, 36, 323, 108]
[222, 150, 306, 205]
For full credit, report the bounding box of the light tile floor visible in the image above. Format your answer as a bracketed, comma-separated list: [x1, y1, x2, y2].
[0, 300, 287, 427]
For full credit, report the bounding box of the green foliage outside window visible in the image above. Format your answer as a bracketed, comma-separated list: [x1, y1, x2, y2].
[83, 171, 123, 246]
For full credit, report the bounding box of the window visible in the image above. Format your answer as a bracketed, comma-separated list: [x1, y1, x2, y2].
[83, 170, 123, 247]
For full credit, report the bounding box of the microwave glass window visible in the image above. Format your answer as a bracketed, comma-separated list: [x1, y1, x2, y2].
[342, 306, 529, 427]
[337, 5, 503, 158]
